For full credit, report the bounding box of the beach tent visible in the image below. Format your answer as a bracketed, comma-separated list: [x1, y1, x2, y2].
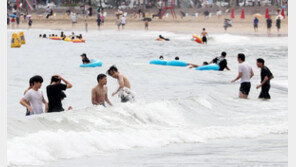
[265, 8, 269, 18]
[281, 8, 285, 19]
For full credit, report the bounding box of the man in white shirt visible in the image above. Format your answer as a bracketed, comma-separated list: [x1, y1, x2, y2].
[231, 53, 254, 98]
[20, 75, 48, 115]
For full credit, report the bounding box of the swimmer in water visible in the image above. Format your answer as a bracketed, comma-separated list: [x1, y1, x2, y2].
[81, 53, 90, 64]
[159, 35, 170, 41]
[107, 65, 134, 103]
[159, 55, 164, 60]
[187, 61, 209, 68]
[201, 28, 208, 44]
[91, 74, 112, 106]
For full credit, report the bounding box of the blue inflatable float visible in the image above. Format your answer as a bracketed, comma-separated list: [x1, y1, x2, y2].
[166, 60, 187, 67]
[150, 60, 167, 65]
[196, 64, 219, 71]
[80, 60, 103, 67]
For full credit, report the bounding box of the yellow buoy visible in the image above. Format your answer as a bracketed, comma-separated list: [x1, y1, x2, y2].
[11, 33, 21, 48]
[19, 31, 26, 44]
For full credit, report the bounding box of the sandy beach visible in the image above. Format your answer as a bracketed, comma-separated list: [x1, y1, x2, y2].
[10, 14, 288, 35]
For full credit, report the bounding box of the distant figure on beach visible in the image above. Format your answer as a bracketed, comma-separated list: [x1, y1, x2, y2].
[210, 51, 230, 71]
[91, 74, 112, 106]
[121, 15, 126, 29]
[254, 17, 259, 32]
[71, 13, 77, 27]
[81, 53, 90, 64]
[201, 28, 208, 44]
[28, 17, 32, 28]
[107, 65, 135, 103]
[46, 75, 72, 112]
[7, 14, 10, 25]
[97, 14, 101, 30]
[20, 75, 48, 115]
[256, 58, 274, 99]
[224, 18, 232, 31]
[145, 20, 149, 30]
[275, 15, 281, 33]
[46, 7, 52, 19]
[216, 9, 222, 18]
[10, 17, 16, 28]
[266, 16, 272, 35]
[231, 53, 254, 99]
[116, 18, 121, 31]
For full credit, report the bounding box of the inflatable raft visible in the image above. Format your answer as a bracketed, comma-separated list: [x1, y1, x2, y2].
[196, 64, 219, 71]
[80, 60, 102, 67]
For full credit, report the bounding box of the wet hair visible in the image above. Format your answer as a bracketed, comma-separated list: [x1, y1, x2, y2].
[238, 53, 245, 61]
[81, 53, 87, 57]
[107, 65, 118, 76]
[31, 75, 43, 85]
[175, 57, 179, 60]
[221, 51, 227, 57]
[50, 76, 61, 84]
[39, 34, 42, 37]
[159, 56, 164, 60]
[29, 77, 34, 86]
[203, 61, 209, 65]
[43, 34, 46, 38]
[257, 58, 265, 65]
[203, 28, 205, 30]
[97, 74, 106, 82]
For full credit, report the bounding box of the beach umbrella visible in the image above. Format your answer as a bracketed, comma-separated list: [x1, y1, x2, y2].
[265, 8, 269, 18]
[281, 8, 285, 19]
[240, 9, 245, 19]
[231, 8, 234, 18]
[253, 13, 263, 18]
[9, 14, 16, 18]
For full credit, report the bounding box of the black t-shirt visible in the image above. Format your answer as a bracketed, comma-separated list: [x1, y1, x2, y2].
[212, 57, 228, 71]
[82, 57, 90, 64]
[261, 66, 273, 85]
[46, 83, 67, 112]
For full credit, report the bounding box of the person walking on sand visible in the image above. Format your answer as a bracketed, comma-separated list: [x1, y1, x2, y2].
[266, 16, 272, 35]
[201, 28, 208, 44]
[231, 53, 254, 99]
[20, 75, 48, 115]
[91, 74, 112, 106]
[107, 65, 135, 103]
[254, 17, 259, 32]
[145, 20, 149, 30]
[97, 14, 102, 30]
[28, 17, 32, 28]
[71, 13, 77, 27]
[46, 75, 72, 112]
[275, 15, 281, 33]
[121, 15, 126, 29]
[116, 18, 121, 31]
[256, 58, 274, 99]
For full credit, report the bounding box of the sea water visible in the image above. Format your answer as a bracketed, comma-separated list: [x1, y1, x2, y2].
[7, 29, 288, 166]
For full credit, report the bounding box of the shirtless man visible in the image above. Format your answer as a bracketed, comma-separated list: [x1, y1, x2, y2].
[201, 28, 208, 44]
[107, 65, 134, 103]
[91, 74, 112, 106]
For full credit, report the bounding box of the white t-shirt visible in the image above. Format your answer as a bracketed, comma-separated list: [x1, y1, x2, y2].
[121, 17, 126, 24]
[24, 89, 45, 115]
[238, 62, 252, 83]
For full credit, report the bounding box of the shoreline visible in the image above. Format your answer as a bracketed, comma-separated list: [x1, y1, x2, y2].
[8, 14, 288, 36]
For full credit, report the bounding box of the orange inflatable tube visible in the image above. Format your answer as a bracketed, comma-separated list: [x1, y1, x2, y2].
[192, 34, 202, 44]
[72, 39, 85, 43]
[50, 36, 62, 40]
[157, 38, 166, 41]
